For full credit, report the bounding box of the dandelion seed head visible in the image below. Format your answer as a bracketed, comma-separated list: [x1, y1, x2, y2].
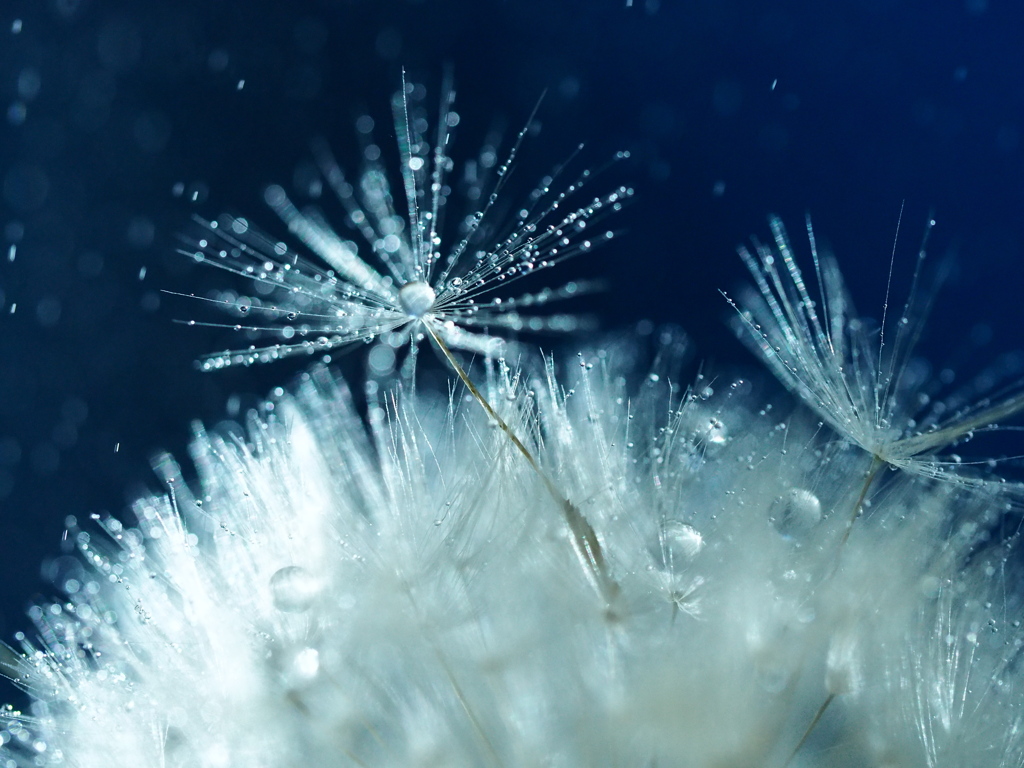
[731, 215, 1024, 486]
[174, 77, 630, 373]
[5, 333, 1024, 766]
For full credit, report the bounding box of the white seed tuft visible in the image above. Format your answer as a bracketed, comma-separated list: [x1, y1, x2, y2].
[4, 342, 1023, 767]
[174, 76, 630, 373]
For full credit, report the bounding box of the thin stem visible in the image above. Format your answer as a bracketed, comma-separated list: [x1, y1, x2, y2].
[783, 693, 835, 767]
[423, 322, 620, 607]
[795, 455, 883, 755]
[838, 454, 884, 549]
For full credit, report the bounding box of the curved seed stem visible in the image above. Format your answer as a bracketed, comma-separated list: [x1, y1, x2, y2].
[783, 692, 835, 767]
[790, 455, 886, 758]
[838, 454, 885, 550]
[424, 322, 620, 606]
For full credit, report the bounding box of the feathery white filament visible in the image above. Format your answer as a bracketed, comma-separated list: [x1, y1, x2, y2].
[730, 215, 1024, 486]
[3, 337, 1024, 767]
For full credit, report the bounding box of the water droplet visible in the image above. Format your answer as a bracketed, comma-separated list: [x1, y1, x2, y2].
[756, 663, 790, 693]
[662, 521, 704, 561]
[772, 488, 822, 536]
[703, 417, 728, 445]
[399, 280, 437, 317]
[286, 647, 320, 682]
[269, 566, 320, 613]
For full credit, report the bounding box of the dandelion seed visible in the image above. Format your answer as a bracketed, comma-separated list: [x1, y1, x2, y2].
[172, 74, 631, 605]
[730, 214, 1024, 761]
[862, 547, 1024, 766]
[727, 214, 1024, 489]
[6, 347, 1022, 768]
[174, 73, 631, 374]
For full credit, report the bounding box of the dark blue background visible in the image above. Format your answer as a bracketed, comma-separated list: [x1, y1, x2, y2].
[1, 0, 1022, 706]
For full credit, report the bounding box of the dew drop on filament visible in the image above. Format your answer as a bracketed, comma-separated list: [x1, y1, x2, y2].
[772, 488, 822, 537]
[270, 566, 321, 613]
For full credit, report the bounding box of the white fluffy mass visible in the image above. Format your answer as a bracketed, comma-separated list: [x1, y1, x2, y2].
[2, 331, 1024, 767]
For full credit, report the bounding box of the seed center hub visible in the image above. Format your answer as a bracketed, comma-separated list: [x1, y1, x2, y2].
[398, 281, 437, 318]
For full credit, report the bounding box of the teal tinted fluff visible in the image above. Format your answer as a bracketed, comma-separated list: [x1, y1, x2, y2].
[1, 327, 1022, 766]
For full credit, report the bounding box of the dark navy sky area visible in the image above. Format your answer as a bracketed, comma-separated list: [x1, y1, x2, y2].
[0, 0, 1022, 704]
